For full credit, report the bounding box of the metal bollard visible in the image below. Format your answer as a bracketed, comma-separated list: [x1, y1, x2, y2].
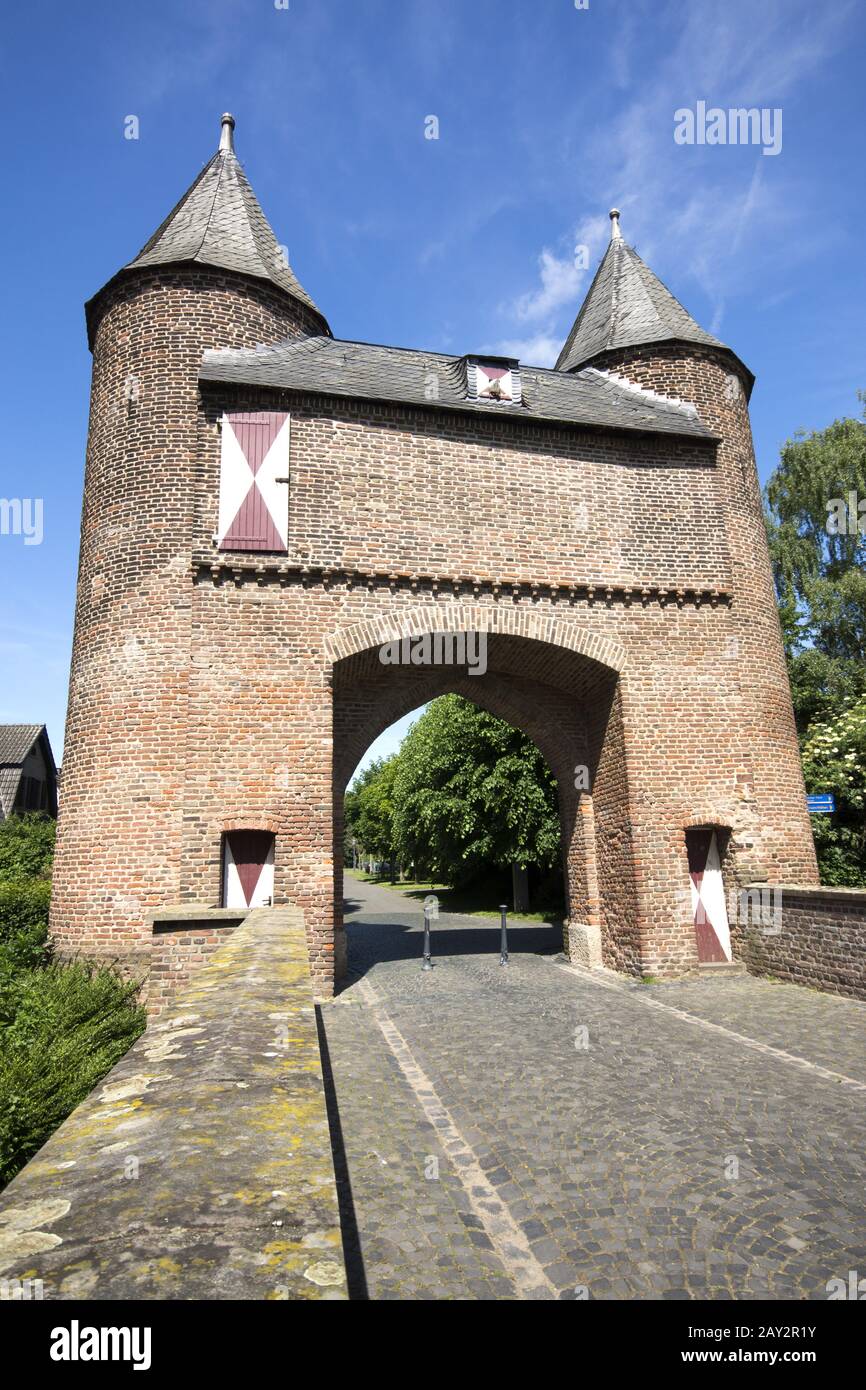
[422, 904, 433, 971]
[499, 903, 509, 966]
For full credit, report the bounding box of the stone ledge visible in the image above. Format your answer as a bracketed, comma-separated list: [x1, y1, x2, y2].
[149, 905, 250, 933]
[0, 906, 347, 1300]
[746, 883, 866, 904]
[192, 557, 734, 609]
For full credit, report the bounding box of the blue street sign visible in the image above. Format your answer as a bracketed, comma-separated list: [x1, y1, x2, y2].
[807, 794, 836, 814]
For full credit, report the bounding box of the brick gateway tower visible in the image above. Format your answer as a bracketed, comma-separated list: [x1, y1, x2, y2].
[51, 115, 818, 1003]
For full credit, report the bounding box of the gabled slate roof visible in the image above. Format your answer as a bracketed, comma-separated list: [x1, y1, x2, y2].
[86, 115, 329, 344]
[200, 335, 718, 441]
[556, 213, 752, 391]
[0, 725, 44, 765]
[0, 725, 55, 819]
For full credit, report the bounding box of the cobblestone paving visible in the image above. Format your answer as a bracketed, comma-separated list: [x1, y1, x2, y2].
[320, 877, 866, 1301]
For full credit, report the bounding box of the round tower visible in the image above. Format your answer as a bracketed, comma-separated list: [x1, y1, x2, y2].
[556, 210, 819, 927]
[51, 115, 330, 975]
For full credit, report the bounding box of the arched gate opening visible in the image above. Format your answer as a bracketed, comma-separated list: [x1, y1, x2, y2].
[329, 614, 635, 984]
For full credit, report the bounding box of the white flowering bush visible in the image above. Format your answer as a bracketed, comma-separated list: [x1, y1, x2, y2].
[801, 694, 866, 885]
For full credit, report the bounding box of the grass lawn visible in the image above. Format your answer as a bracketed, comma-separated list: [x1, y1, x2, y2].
[345, 867, 563, 926]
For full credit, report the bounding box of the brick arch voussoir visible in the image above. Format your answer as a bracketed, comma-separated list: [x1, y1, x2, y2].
[681, 811, 735, 834]
[221, 814, 282, 836]
[324, 603, 627, 675]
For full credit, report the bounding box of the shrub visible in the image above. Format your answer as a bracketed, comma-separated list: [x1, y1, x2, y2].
[0, 961, 145, 1188]
[0, 923, 49, 991]
[0, 878, 53, 1001]
[0, 813, 145, 1191]
[0, 878, 53, 998]
[0, 814, 55, 881]
[0, 877, 52, 937]
[801, 694, 866, 887]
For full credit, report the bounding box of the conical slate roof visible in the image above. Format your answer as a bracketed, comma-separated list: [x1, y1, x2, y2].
[86, 114, 329, 342]
[556, 211, 751, 388]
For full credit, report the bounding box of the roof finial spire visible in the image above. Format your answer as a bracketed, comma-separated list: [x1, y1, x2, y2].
[609, 208, 622, 241]
[219, 112, 236, 153]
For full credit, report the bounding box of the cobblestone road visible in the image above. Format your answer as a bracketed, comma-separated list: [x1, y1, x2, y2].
[319, 876, 866, 1301]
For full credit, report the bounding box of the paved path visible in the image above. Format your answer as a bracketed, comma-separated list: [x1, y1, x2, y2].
[319, 876, 866, 1300]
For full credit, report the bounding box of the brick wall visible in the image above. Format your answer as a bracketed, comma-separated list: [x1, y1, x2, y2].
[149, 920, 245, 1015]
[50, 267, 318, 964]
[50, 260, 820, 1007]
[734, 886, 866, 999]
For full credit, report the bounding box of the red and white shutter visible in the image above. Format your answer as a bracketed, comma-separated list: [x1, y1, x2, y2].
[223, 831, 275, 909]
[476, 364, 513, 400]
[686, 827, 732, 962]
[217, 412, 290, 552]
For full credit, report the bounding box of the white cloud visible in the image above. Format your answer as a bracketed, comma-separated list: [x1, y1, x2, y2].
[494, 212, 608, 365]
[489, 334, 563, 368]
[514, 249, 584, 323]
[590, 0, 853, 325]
[499, 0, 854, 353]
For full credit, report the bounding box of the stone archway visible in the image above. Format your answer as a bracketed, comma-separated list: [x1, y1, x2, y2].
[328, 606, 632, 984]
[324, 602, 627, 675]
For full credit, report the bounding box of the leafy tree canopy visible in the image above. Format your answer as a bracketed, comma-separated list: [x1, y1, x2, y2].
[801, 694, 866, 887]
[765, 396, 866, 731]
[389, 695, 560, 884]
[344, 756, 398, 863]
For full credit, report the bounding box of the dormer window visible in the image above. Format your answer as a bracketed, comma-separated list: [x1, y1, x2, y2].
[465, 356, 521, 405]
[478, 365, 512, 401]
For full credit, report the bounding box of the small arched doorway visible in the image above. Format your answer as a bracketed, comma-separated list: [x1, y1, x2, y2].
[685, 823, 734, 963]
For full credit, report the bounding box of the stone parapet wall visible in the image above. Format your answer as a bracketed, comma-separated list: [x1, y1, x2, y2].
[148, 907, 249, 1016]
[738, 884, 866, 1000]
[0, 907, 347, 1300]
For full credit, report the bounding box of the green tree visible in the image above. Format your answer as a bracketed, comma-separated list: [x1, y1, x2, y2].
[765, 396, 866, 733]
[344, 756, 399, 866]
[800, 694, 866, 886]
[390, 695, 560, 885]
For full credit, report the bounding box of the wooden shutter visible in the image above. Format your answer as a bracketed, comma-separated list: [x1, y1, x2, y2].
[686, 826, 732, 962]
[217, 412, 289, 552]
[222, 831, 275, 909]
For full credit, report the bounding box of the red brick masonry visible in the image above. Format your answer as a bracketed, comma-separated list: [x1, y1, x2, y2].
[735, 885, 866, 1000]
[51, 258, 823, 1010]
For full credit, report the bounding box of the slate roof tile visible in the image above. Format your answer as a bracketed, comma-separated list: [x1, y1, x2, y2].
[200, 336, 718, 441]
[0, 724, 43, 766]
[556, 225, 752, 390]
[86, 115, 328, 340]
[0, 725, 47, 818]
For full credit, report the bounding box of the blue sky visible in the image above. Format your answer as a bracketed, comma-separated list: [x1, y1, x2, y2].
[1, 0, 864, 773]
